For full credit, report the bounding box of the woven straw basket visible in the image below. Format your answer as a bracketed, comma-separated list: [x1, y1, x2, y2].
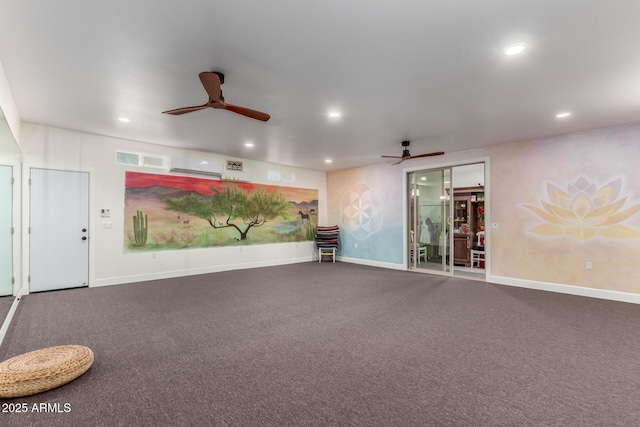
[0, 345, 94, 398]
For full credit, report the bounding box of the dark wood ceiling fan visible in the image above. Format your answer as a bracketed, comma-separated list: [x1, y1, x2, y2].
[162, 72, 270, 122]
[382, 140, 444, 165]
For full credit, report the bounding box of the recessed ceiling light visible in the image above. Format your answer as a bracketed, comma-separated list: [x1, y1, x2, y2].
[328, 111, 341, 118]
[556, 112, 572, 118]
[420, 177, 427, 181]
[325, 159, 333, 163]
[504, 44, 526, 56]
[200, 161, 208, 165]
[118, 117, 130, 123]
[244, 142, 254, 147]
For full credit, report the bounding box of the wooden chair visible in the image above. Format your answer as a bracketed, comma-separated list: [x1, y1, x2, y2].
[318, 247, 336, 263]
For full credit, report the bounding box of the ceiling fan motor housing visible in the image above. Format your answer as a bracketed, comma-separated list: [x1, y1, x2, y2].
[213, 72, 225, 85]
[401, 140, 411, 157]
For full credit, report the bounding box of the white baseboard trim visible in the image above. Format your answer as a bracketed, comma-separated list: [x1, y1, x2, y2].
[489, 275, 640, 305]
[338, 256, 406, 271]
[89, 258, 640, 305]
[92, 256, 314, 288]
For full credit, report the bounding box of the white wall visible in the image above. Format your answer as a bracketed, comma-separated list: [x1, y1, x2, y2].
[452, 163, 485, 188]
[20, 124, 327, 291]
[0, 61, 20, 144]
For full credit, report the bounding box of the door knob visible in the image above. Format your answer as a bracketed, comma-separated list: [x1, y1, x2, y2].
[82, 236, 87, 241]
[82, 228, 87, 232]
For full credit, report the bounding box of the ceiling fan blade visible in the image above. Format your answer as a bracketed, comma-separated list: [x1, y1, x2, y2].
[224, 103, 271, 122]
[381, 155, 403, 159]
[199, 72, 222, 101]
[162, 103, 210, 115]
[407, 151, 445, 159]
[391, 159, 405, 165]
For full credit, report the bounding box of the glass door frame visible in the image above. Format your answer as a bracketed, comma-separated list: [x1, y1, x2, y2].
[405, 167, 454, 276]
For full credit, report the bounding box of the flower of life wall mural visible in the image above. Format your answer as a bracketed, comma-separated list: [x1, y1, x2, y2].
[522, 176, 640, 240]
[340, 183, 384, 240]
[124, 172, 319, 252]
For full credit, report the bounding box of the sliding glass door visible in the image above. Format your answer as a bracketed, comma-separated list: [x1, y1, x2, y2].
[408, 168, 452, 274]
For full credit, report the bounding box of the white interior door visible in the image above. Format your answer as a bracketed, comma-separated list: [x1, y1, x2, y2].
[0, 165, 12, 296]
[30, 168, 89, 292]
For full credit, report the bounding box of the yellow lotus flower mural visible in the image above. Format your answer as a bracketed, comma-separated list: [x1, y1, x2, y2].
[523, 177, 640, 240]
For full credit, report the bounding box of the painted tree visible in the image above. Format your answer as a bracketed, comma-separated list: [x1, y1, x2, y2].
[162, 183, 292, 240]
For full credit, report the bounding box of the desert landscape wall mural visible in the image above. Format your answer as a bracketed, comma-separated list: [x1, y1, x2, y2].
[124, 171, 319, 252]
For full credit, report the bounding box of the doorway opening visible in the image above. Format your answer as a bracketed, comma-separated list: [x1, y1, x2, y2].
[407, 162, 486, 281]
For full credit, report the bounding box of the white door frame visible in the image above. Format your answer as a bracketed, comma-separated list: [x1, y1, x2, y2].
[22, 165, 95, 294]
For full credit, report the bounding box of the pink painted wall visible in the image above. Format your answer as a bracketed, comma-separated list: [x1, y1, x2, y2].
[327, 123, 640, 296]
[490, 124, 640, 293]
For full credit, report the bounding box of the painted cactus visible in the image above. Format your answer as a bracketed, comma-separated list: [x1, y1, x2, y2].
[133, 210, 148, 246]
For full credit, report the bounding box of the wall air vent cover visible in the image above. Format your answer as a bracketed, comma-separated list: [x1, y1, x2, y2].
[116, 150, 168, 169]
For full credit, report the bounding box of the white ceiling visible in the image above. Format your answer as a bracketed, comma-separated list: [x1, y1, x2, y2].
[1, 1, 640, 171]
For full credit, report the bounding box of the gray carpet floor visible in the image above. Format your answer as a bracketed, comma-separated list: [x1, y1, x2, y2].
[0, 262, 639, 426]
[0, 295, 14, 328]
